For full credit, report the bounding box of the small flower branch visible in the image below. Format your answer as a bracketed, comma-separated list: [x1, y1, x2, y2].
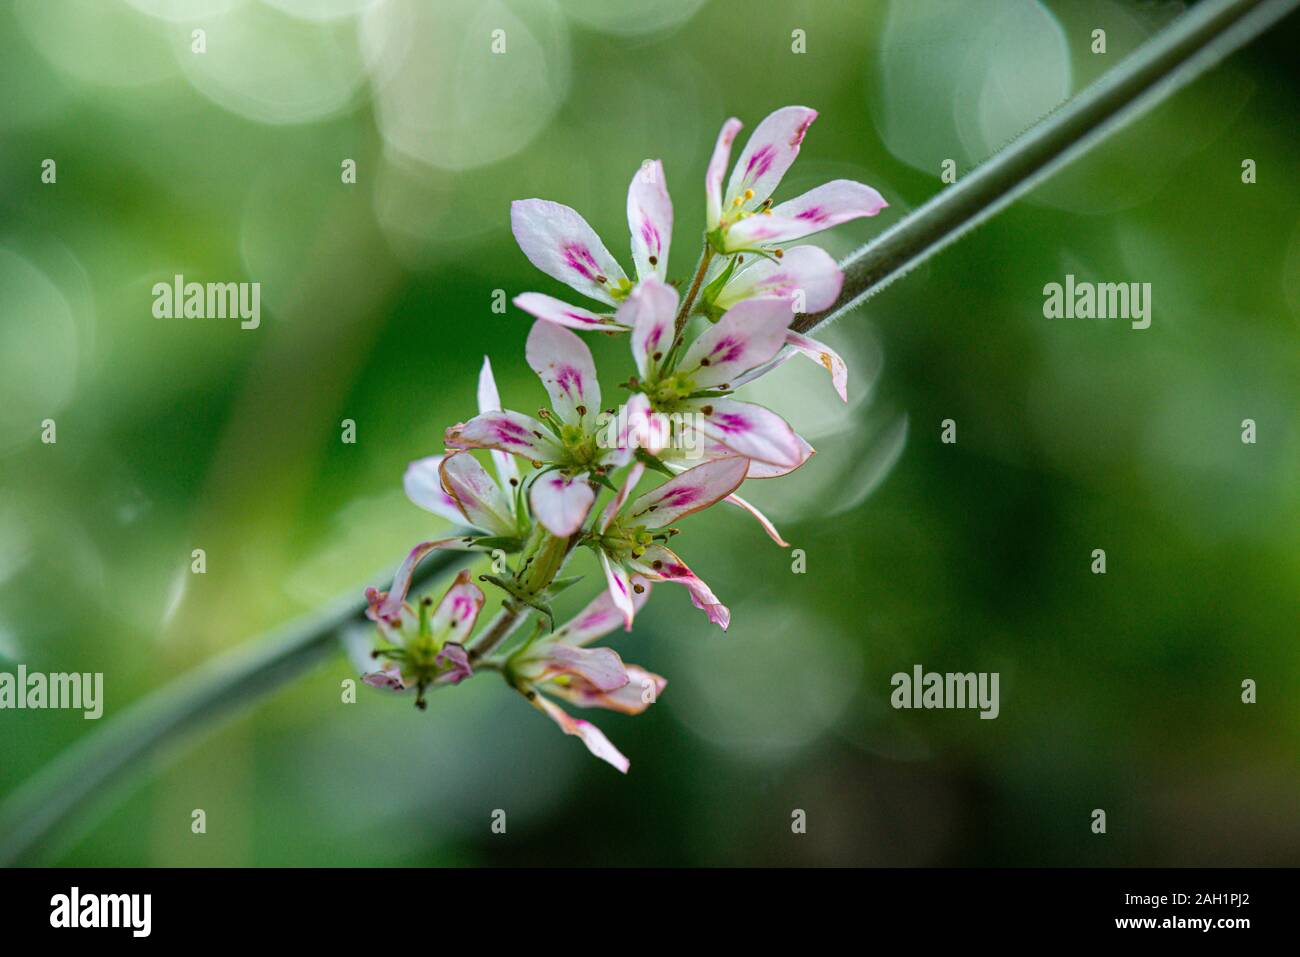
[0, 0, 1290, 864]
[673, 247, 715, 340]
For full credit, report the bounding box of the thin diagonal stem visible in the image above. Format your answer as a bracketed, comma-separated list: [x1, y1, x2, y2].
[0, 0, 1293, 867]
[793, 0, 1298, 336]
[673, 247, 715, 339]
[0, 551, 470, 866]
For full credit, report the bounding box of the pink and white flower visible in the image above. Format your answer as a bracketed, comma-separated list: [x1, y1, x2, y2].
[593, 457, 748, 631]
[445, 320, 655, 538]
[628, 289, 810, 469]
[511, 160, 674, 331]
[405, 356, 525, 540]
[509, 580, 665, 773]
[705, 105, 887, 255]
[362, 569, 485, 709]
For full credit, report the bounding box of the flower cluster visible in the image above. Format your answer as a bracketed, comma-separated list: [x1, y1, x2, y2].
[361, 106, 886, 772]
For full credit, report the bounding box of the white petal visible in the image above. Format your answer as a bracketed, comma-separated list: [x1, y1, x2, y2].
[526, 319, 601, 429]
[725, 492, 789, 547]
[629, 544, 730, 631]
[694, 398, 804, 468]
[705, 117, 743, 231]
[724, 106, 817, 207]
[785, 330, 848, 402]
[529, 472, 595, 537]
[437, 451, 518, 536]
[428, 569, 486, 646]
[600, 551, 637, 630]
[627, 159, 673, 282]
[530, 693, 630, 773]
[714, 245, 843, 313]
[445, 411, 564, 464]
[513, 292, 626, 331]
[680, 297, 793, 388]
[511, 199, 628, 306]
[726, 179, 887, 248]
[477, 357, 520, 488]
[625, 457, 749, 529]
[553, 576, 652, 645]
[597, 461, 644, 533]
[404, 455, 468, 525]
[622, 277, 680, 380]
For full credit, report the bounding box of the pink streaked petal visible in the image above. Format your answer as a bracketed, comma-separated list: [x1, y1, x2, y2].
[549, 663, 667, 715]
[626, 456, 749, 529]
[725, 492, 789, 547]
[445, 411, 564, 464]
[629, 544, 730, 631]
[597, 461, 645, 533]
[437, 450, 519, 536]
[627, 159, 673, 283]
[366, 538, 469, 623]
[362, 667, 407, 692]
[403, 455, 466, 525]
[429, 569, 485, 646]
[510, 199, 628, 306]
[477, 356, 521, 489]
[434, 643, 473, 685]
[705, 117, 743, 230]
[693, 398, 803, 468]
[785, 330, 848, 402]
[530, 692, 630, 773]
[513, 292, 627, 331]
[726, 179, 887, 247]
[526, 319, 601, 428]
[724, 106, 817, 207]
[680, 296, 793, 388]
[600, 551, 637, 630]
[529, 471, 595, 537]
[554, 576, 652, 645]
[746, 433, 815, 478]
[621, 277, 680, 381]
[714, 244, 843, 313]
[539, 643, 629, 693]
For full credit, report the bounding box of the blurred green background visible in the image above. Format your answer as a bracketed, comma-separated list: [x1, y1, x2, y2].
[1, 0, 1297, 866]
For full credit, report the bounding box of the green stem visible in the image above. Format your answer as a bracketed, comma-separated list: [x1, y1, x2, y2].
[792, 0, 1298, 337]
[0, 0, 1292, 865]
[673, 246, 715, 339]
[0, 550, 470, 866]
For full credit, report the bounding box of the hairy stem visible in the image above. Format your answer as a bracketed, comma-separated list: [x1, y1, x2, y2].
[0, 0, 1291, 866]
[0, 550, 470, 866]
[793, 0, 1298, 337]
